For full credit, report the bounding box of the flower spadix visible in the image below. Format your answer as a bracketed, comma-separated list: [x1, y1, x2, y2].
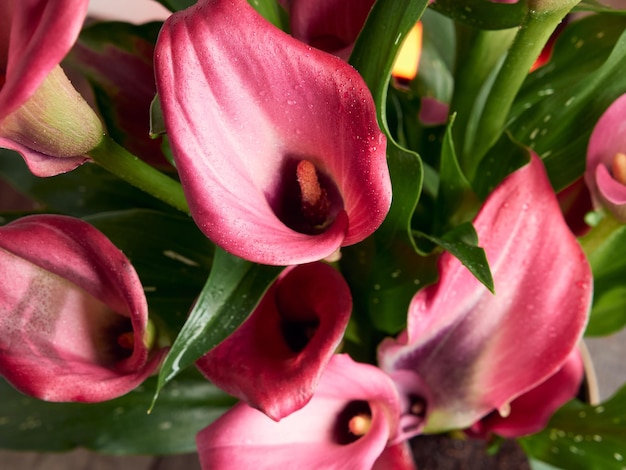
[0, 215, 166, 402]
[196, 354, 408, 470]
[585, 93, 626, 221]
[378, 155, 592, 433]
[196, 262, 352, 421]
[0, 0, 103, 176]
[154, 0, 391, 265]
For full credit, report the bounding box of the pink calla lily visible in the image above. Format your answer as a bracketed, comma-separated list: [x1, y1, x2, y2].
[585, 93, 626, 221]
[0, 215, 166, 402]
[0, 0, 102, 176]
[154, 0, 391, 265]
[197, 354, 414, 470]
[196, 262, 352, 421]
[469, 347, 584, 438]
[378, 154, 592, 433]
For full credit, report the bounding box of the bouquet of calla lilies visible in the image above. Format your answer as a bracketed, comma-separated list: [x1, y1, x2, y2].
[3, 0, 626, 468]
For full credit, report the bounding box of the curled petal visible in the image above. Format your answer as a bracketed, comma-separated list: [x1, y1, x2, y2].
[196, 262, 352, 421]
[379, 155, 591, 432]
[0, 215, 166, 402]
[470, 347, 584, 438]
[154, 0, 391, 265]
[197, 354, 401, 470]
[585, 93, 626, 220]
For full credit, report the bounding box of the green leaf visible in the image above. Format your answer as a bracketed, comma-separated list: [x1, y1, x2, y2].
[472, 132, 531, 201]
[433, 114, 480, 233]
[416, 222, 494, 293]
[411, 9, 455, 103]
[582, 222, 626, 336]
[350, 0, 429, 245]
[521, 385, 626, 470]
[154, 248, 281, 400]
[430, 0, 527, 30]
[248, 0, 288, 29]
[508, 15, 626, 190]
[0, 149, 170, 216]
[84, 209, 213, 333]
[0, 369, 235, 454]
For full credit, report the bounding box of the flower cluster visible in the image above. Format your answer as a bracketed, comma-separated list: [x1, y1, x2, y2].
[1, 0, 626, 469]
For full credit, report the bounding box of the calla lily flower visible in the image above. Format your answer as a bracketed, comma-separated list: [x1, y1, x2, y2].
[585, 93, 626, 221]
[196, 262, 352, 421]
[469, 347, 584, 438]
[0, 0, 103, 177]
[197, 354, 419, 470]
[0, 215, 166, 402]
[154, 0, 391, 265]
[378, 154, 592, 433]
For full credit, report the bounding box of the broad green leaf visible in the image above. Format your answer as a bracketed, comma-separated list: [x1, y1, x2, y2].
[0, 369, 234, 454]
[472, 132, 531, 201]
[248, 0, 288, 29]
[430, 0, 527, 30]
[350, 0, 429, 245]
[84, 209, 213, 333]
[582, 221, 626, 336]
[340, 0, 431, 340]
[415, 222, 494, 293]
[155, 248, 281, 399]
[0, 149, 169, 216]
[433, 114, 480, 233]
[521, 385, 626, 470]
[454, 27, 517, 174]
[508, 15, 626, 191]
[411, 9, 455, 103]
[340, 236, 439, 338]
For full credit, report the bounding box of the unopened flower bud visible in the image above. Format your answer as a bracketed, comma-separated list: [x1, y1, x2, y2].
[0, 65, 103, 158]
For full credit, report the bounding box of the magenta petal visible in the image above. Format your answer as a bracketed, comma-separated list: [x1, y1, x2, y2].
[373, 440, 417, 470]
[0, 215, 166, 402]
[470, 347, 584, 438]
[0, 137, 87, 176]
[585, 93, 626, 219]
[0, 0, 89, 120]
[197, 354, 401, 470]
[196, 262, 352, 420]
[379, 155, 592, 432]
[288, 0, 376, 59]
[154, 0, 391, 265]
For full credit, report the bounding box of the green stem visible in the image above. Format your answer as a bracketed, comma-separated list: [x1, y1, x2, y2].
[450, 24, 517, 174]
[468, 0, 579, 169]
[88, 136, 189, 214]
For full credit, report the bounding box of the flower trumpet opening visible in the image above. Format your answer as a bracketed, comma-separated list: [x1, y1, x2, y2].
[611, 152, 626, 185]
[270, 157, 343, 235]
[334, 400, 372, 444]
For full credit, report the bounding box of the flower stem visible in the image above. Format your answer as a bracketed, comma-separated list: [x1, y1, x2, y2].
[451, 25, 517, 175]
[468, 1, 579, 171]
[88, 136, 189, 214]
